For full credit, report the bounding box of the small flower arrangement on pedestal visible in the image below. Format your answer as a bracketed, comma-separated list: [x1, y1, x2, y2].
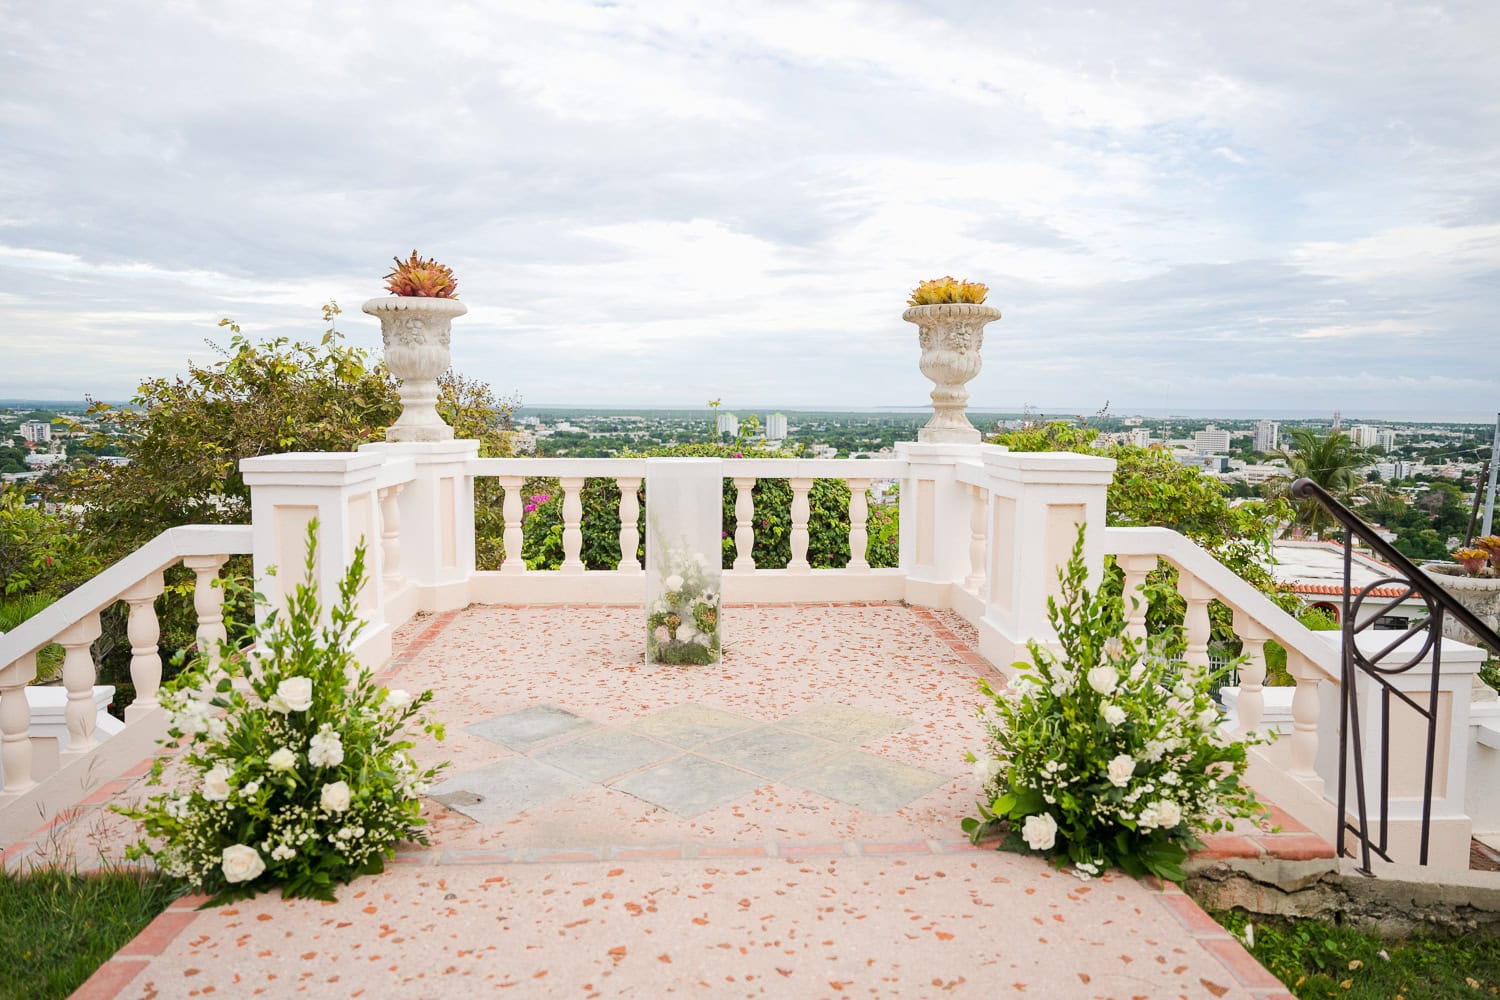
[963, 528, 1267, 884]
[118, 523, 446, 905]
[1452, 539, 1499, 577]
[647, 543, 721, 666]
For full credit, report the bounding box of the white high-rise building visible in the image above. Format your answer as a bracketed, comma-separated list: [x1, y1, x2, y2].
[1350, 424, 1380, 448]
[1253, 420, 1279, 453]
[765, 413, 787, 441]
[715, 412, 740, 438]
[19, 420, 51, 444]
[1128, 428, 1151, 448]
[1193, 425, 1230, 455]
[1377, 428, 1396, 452]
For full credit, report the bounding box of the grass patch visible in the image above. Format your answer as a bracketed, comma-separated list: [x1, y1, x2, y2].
[0, 866, 179, 1000]
[1214, 910, 1500, 998]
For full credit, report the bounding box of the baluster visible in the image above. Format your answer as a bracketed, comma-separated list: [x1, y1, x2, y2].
[846, 478, 871, 573]
[1182, 575, 1213, 671]
[0, 654, 38, 792]
[500, 476, 525, 574]
[788, 477, 813, 572]
[733, 477, 757, 572]
[122, 571, 165, 723]
[1235, 614, 1270, 737]
[616, 477, 642, 573]
[560, 476, 585, 574]
[377, 485, 405, 591]
[1286, 651, 1323, 782]
[964, 484, 986, 593]
[184, 553, 229, 672]
[1117, 553, 1155, 639]
[60, 616, 102, 755]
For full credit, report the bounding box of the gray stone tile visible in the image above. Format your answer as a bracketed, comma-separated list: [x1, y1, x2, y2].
[627, 703, 759, 748]
[467, 704, 594, 750]
[777, 704, 910, 745]
[611, 755, 764, 817]
[533, 728, 677, 783]
[790, 751, 948, 814]
[702, 725, 843, 780]
[427, 757, 590, 824]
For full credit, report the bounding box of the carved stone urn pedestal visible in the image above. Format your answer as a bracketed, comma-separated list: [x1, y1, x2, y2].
[362, 296, 467, 442]
[902, 302, 1001, 443]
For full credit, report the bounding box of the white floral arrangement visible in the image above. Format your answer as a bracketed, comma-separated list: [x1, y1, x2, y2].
[119, 524, 446, 904]
[964, 529, 1267, 884]
[646, 540, 721, 665]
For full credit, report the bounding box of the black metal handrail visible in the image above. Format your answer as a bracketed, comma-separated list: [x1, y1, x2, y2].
[1290, 477, 1500, 874]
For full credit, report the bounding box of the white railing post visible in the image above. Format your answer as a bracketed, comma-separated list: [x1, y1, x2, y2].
[378, 485, 406, 591]
[183, 553, 229, 672]
[846, 478, 871, 573]
[1117, 552, 1156, 639]
[59, 616, 102, 755]
[1182, 575, 1214, 671]
[1285, 651, 1323, 785]
[122, 571, 165, 723]
[897, 443, 981, 607]
[732, 477, 757, 572]
[560, 476, 586, 574]
[964, 483, 987, 594]
[1234, 614, 1270, 737]
[616, 477, 642, 573]
[0, 654, 38, 792]
[788, 477, 813, 572]
[499, 475, 525, 574]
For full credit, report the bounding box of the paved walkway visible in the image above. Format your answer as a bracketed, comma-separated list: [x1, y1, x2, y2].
[14, 604, 1299, 998]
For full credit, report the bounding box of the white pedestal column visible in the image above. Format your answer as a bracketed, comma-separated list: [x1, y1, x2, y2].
[895, 441, 983, 609]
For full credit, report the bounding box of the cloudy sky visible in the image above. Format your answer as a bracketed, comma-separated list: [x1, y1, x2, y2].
[2, 1, 1497, 419]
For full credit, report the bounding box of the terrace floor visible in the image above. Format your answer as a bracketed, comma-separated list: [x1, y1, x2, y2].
[12, 603, 1299, 999]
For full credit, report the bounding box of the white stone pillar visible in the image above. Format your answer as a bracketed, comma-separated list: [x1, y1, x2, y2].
[359, 440, 479, 612]
[241, 451, 390, 668]
[976, 448, 1117, 671]
[896, 441, 984, 608]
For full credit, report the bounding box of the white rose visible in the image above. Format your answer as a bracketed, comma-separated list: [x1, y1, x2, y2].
[1197, 707, 1221, 731]
[1153, 799, 1183, 828]
[386, 688, 412, 710]
[221, 844, 266, 884]
[267, 693, 290, 714]
[276, 677, 314, 713]
[1106, 754, 1136, 788]
[1102, 704, 1126, 727]
[1022, 812, 1058, 851]
[663, 574, 684, 592]
[973, 757, 1003, 787]
[321, 780, 352, 813]
[1174, 682, 1194, 701]
[267, 747, 296, 772]
[201, 764, 231, 802]
[1087, 665, 1117, 695]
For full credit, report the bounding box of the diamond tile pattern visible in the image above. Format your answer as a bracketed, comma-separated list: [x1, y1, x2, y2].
[439, 701, 939, 822]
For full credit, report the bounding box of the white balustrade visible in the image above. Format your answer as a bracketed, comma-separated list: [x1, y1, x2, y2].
[378, 485, 405, 590]
[59, 616, 102, 755]
[1181, 575, 1213, 671]
[616, 477, 642, 573]
[499, 475, 525, 574]
[122, 572, 165, 722]
[1235, 613, 1271, 737]
[732, 477, 756, 572]
[0, 655, 37, 793]
[560, 476, 585, 574]
[788, 477, 813, 573]
[846, 478, 870, 573]
[1116, 552, 1156, 639]
[964, 483, 986, 594]
[1285, 650, 1324, 782]
[184, 554, 229, 672]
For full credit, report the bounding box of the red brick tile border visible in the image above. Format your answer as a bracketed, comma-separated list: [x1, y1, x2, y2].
[74, 895, 205, 999]
[1147, 879, 1289, 997]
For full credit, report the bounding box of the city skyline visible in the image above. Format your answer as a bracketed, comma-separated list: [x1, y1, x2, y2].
[2, 2, 1498, 413]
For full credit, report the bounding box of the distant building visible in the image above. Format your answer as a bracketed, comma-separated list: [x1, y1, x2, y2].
[1128, 428, 1152, 448]
[1350, 424, 1380, 448]
[1377, 428, 1396, 452]
[765, 413, 788, 441]
[1253, 420, 1279, 453]
[1192, 425, 1230, 455]
[1374, 461, 1414, 481]
[1176, 453, 1229, 473]
[716, 412, 740, 437]
[507, 430, 537, 454]
[20, 420, 51, 444]
[24, 449, 64, 467]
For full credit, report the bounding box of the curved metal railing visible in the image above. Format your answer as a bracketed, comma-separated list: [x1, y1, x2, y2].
[1291, 477, 1500, 872]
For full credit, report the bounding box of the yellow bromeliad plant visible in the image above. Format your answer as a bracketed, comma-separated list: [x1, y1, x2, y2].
[907, 276, 988, 306]
[384, 250, 459, 298]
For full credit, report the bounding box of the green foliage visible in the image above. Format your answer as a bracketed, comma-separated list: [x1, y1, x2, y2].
[646, 545, 720, 665]
[965, 528, 1267, 883]
[118, 523, 446, 905]
[0, 487, 98, 600]
[1262, 606, 1339, 686]
[1268, 429, 1382, 538]
[1213, 910, 1500, 998]
[0, 867, 178, 1000]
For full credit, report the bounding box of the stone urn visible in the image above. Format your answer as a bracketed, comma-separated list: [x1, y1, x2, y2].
[362, 296, 467, 442]
[902, 302, 1001, 443]
[1426, 563, 1500, 653]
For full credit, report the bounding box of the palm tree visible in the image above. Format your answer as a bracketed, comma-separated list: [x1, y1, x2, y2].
[1266, 428, 1382, 537]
